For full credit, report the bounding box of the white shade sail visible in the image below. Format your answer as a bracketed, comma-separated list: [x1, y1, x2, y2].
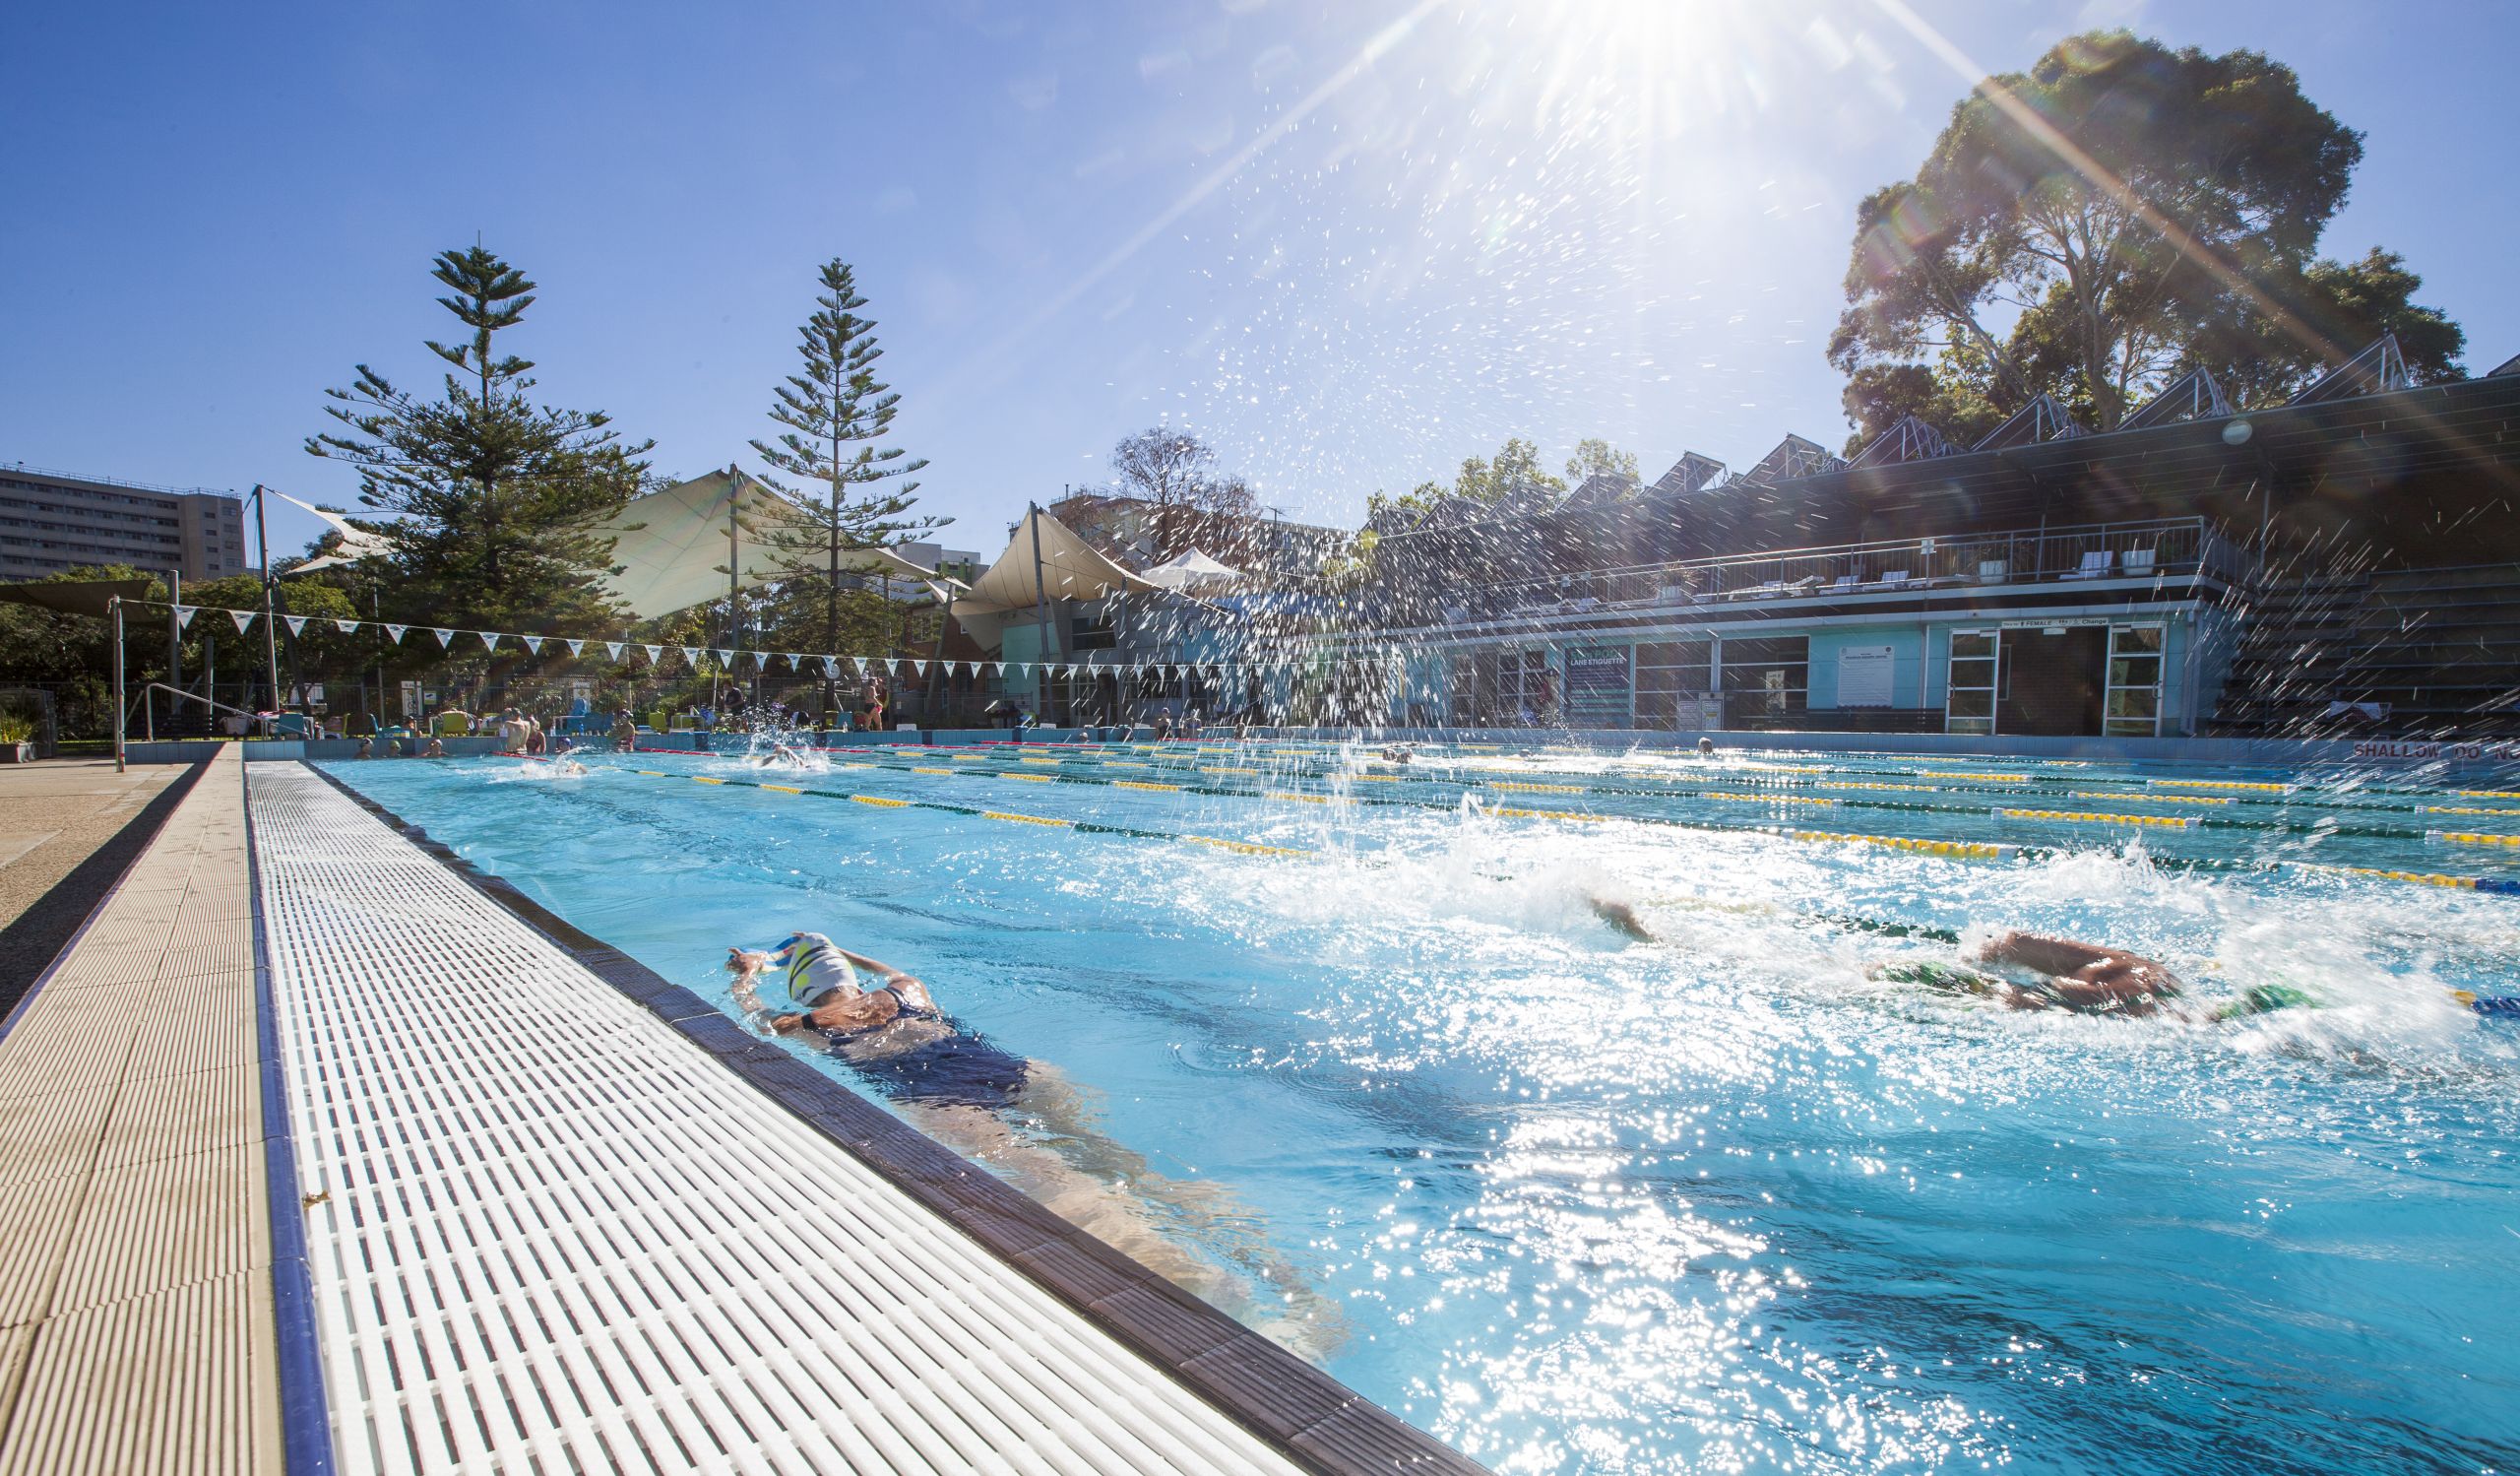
[1140, 546, 1241, 591]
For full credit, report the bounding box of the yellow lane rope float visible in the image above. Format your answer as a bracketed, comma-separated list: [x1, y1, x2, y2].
[2152, 779, 2293, 793]
[2073, 791, 2230, 805]
[1790, 830, 2018, 861]
[2429, 831, 2520, 847]
[1997, 808, 2197, 829]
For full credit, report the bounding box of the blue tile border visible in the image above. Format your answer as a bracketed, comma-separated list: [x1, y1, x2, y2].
[240, 762, 337, 1476]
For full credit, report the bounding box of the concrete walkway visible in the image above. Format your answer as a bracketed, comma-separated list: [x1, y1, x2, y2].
[0, 748, 282, 1473]
[0, 760, 186, 1014]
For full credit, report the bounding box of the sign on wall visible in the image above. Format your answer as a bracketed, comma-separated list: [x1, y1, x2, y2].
[1837, 644, 1896, 707]
[1565, 647, 1632, 725]
[400, 680, 421, 720]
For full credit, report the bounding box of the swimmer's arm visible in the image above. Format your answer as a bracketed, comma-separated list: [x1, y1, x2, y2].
[824, 944, 932, 1004]
[1974, 931, 2110, 978]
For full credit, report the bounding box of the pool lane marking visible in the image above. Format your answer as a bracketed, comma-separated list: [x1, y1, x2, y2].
[2074, 791, 2230, 805]
[2429, 831, 2520, 847]
[616, 762, 2511, 894]
[2426, 805, 2520, 815]
[2152, 779, 2295, 794]
[982, 810, 1072, 828]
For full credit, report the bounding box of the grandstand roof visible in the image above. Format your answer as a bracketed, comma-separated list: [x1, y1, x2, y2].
[1690, 367, 2520, 566]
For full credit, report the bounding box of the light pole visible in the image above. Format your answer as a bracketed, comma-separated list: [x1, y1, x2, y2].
[249, 484, 282, 723]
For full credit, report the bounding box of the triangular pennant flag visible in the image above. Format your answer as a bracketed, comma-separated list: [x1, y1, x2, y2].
[988, 662, 1002, 676]
[913, 660, 929, 675]
[431, 628, 455, 649]
[714, 648, 734, 667]
[230, 609, 257, 634]
[788, 654, 810, 673]
[564, 639, 585, 657]
[385, 624, 409, 643]
[474, 630, 499, 653]
[521, 635, 544, 655]
[681, 645, 706, 669]
[283, 615, 308, 637]
[334, 618, 359, 634]
[642, 644, 662, 664]
[602, 641, 622, 660]
[852, 657, 870, 675]
[174, 607, 197, 630]
[820, 657, 840, 678]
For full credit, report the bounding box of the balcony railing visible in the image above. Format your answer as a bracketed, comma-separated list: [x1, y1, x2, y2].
[1397, 517, 2244, 629]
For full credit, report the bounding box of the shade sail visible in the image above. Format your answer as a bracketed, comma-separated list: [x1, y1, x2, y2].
[277, 492, 399, 573]
[0, 579, 154, 618]
[589, 469, 959, 618]
[1141, 546, 1241, 591]
[957, 507, 1166, 614]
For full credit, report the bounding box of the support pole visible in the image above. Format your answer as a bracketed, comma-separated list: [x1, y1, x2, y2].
[252, 484, 281, 722]
[111, 597, 126, 772]
[1029, 503, 1052, 720]
[167, 568, 181, 734]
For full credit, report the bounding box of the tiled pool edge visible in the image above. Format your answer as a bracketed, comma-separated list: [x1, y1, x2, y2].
[294, 760, 1483, 1476]
[237, 759, 336, 1475]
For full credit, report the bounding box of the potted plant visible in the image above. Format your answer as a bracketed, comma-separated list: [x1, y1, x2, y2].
[0, 711, 36, 763]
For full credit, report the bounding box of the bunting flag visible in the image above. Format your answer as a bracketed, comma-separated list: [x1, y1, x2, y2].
[987, 662, 1002, 676]
[605, 641, 625, 660]
[852, 657, 869, 675]
[913, 660, 930, 675]
[431, 628, 455, 649]
[563, 639, 585, 657]
[476, 630, 500, 653]
[229, 609, 257, 634]
[385, 624, 409, 643]
[713, 649, 734, 667]
[677, 646, 703, 669]
[283, 615, 308, 637]
[643, 645, 663, 664]
[174, 607, 197, 631]
[820, 657, 840, 679]
[334, 619, 359, 634]
[521, 635, 544, 655]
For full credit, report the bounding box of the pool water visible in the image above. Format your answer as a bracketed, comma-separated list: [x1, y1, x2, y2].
[321, 742, 2520, 1474]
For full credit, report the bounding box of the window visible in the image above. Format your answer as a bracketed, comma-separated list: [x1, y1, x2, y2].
[1721, 636, 1807, 718]
[1632, 641, 1711, 728]
[2104, 624, 2165, 737]
[1946, 630, 1998, 735]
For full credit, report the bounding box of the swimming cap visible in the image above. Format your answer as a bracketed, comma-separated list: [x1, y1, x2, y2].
[777, 932, 859, 1006]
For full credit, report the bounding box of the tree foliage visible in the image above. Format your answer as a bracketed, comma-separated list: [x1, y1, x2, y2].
[1829, 31, 2463, 448]
[1563, 437, 1639, 483]
[751, 258, 940, 662]
[1108, 426, 1256, 560]
[307, 245, 651, 632]
[1367, 435, 1570, 528]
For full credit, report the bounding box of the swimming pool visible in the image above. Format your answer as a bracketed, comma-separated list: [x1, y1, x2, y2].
[321, 741, 2520, 1474]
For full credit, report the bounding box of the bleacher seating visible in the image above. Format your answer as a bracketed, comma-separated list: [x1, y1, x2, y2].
[2211, 564, 2520, 738]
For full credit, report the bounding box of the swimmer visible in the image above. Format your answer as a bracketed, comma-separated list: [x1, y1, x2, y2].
[1379, 743, 1414, 765]
[1588, 893, 1654, 942]
[421, 738, 446, 758]
[1872, 931, 2184, 1017]
[548, 756, 590, 777]
[1695, 737, 1716, 757]
[725, 933, 1348, 1354]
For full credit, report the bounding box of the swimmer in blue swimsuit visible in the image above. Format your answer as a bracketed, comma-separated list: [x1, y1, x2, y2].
[728, 933, 1031, 1109]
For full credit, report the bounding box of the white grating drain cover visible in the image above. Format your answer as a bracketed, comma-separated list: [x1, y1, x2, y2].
[250, 765, 1297, 1475]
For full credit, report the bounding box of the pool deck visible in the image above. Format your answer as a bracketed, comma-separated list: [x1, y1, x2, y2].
[0, 745, 282, 1472]
[0, 747, 1478, 1473]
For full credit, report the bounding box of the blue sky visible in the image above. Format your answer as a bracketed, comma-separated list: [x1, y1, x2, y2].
[4, 0, 2513, 564]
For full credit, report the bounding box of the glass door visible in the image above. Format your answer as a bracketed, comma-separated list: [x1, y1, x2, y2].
[1946, 629, 1998, 735]
[2104, 624, 2165, 737]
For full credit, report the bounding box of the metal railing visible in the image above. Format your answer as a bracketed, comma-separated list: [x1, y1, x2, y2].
[1401, 517, 2245, 629]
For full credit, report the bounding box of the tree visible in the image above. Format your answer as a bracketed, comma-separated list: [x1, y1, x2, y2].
[1829, 31, 2460, 443]
[2186, 247, 2467, 407]
[1109, 427, 1257, 561]
[751, 258, 940, 689]
[1365, 435, 1572, 529]
[1563, 438, 1639, 483]
[308, 245, 652, 633]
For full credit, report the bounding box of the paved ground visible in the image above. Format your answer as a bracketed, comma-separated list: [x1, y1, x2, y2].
[0, 748, 281, 1473]
[0, 761, 189, 1016]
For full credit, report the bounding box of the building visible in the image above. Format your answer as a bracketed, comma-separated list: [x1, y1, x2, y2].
[1330, 337, 2520, 739]
[0, 464, 250, 583]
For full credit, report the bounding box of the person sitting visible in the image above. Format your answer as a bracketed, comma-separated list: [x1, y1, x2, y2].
[1153, 712, 1174, 741]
